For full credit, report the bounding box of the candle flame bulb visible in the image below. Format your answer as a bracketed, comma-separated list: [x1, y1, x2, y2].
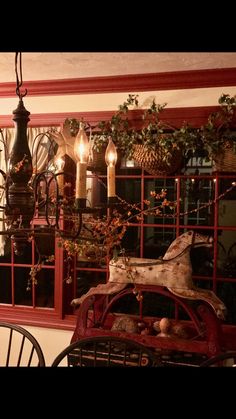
[105, 138, 117, 167]
[74, 122, 89, 207]
[74, 122, 89, 163]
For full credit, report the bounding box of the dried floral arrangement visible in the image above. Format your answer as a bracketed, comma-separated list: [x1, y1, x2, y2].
[27, 180, 236, 288]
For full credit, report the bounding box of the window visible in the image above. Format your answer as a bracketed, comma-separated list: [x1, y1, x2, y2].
[1, 124, 236, 340]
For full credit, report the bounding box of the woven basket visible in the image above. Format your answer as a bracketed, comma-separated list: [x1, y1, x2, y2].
[87, 148, 107, 174]
[132, 144, 182, 176]
[87, 146, 122, 174]
[213, 143, 236, 173]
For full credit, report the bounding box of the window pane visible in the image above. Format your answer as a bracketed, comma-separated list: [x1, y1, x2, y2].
[75, 270, 107, 300]
[0, 237, 11, 263]
[35, 268, 54, 308]
[0, 266, 11, 304]
[144, 178, 176, 225]
[217, 281, 236, 325]
[14, 267, 32, 306]
[217, 230, 236, 278]
[179, 178, 215, 227]
[13, 242, 32, 264]
[121, 226, 140, 257]
[143, 226, 176, 259]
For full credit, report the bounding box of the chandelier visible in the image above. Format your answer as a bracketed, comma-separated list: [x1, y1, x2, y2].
[0, 53, 119, 255]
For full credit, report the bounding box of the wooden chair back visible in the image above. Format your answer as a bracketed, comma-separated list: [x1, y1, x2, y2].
[0, 322, 45, 367]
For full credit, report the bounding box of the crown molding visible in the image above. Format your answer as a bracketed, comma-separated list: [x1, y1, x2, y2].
[0, 68, 235, 97]
[0, 106, 220, 128]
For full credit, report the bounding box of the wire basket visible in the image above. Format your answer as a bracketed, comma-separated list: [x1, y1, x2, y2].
[132, 144, 183, 176]
[213, 144, 236, 173]
[87, 148, 107, 174]
[87, 147, 122, 174]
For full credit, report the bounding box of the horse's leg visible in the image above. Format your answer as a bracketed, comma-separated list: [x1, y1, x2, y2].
[167, 286, 227, 320]
[71, 282, 127, 307]
[198, 289, 227, 319]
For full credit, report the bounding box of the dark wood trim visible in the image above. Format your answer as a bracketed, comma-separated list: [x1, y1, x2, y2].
[0, 68, 236, 97]
[0, 308, 75, 330]
[0, 106, 220, 128]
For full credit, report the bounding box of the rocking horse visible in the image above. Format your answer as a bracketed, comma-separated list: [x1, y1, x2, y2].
[71, 230, 227, 319]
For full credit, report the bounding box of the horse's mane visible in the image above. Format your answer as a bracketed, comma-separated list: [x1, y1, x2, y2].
[162, 231, 193, 261]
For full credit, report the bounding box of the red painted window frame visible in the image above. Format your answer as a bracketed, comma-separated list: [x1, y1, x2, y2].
[0, 71, 235, 342]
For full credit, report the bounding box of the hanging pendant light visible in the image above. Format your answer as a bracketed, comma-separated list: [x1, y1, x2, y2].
[5, 53, 35, 255]
[0, 53, 121, 256]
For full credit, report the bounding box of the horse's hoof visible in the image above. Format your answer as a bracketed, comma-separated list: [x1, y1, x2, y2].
[71, 298, 81, 307]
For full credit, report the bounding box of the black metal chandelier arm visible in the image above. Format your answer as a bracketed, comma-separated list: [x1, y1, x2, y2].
[33, 170, 60, 228]
[0, 169, 6, 181]
[0, 169, 6, 212]
[47, 173, 61, 228]
[31, 132, 55, 172]
[45, 201, 57, 228]
[33, 171, 48, 209]
[0, 228, 32, 236]
[4, 175, 13, 209]
[0, 129, 9, 165]
[15, 52, 27, 99]
[55, 211, 83, 240]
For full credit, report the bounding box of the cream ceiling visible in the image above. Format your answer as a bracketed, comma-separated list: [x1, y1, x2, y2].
[0, 52, 236, 83]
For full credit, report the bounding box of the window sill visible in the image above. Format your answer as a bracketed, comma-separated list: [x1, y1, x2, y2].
[0, 307, 76, 331]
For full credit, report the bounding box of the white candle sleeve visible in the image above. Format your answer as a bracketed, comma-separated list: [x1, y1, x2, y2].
[76, 162, 87, 199]
[57, 173, 64, 196]
[107, 165, 116, 197]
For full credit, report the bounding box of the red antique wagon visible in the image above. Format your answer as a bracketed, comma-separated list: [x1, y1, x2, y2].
[71, 284, 224, 366]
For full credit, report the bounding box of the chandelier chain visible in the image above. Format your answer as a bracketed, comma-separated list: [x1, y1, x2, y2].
[15, 52, 27, 99]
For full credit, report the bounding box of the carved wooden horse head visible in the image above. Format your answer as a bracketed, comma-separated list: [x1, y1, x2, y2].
[162, 230, 213, 262]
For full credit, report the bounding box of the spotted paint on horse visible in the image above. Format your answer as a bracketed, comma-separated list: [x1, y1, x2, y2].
[72, 231, 226, 319]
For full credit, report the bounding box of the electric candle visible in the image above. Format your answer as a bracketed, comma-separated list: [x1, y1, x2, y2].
[74, 122, 89, 208]
[105, 137, 117, 204]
